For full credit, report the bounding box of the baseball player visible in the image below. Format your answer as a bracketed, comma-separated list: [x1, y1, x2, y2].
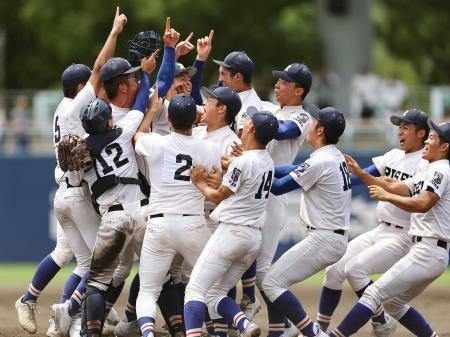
[238, 64, 313, 330]
[213, 51, 263, 132]
[316, 109, 430, 335]
[327, 120, 450, 337]
[16, 8, 127, 336]
[133, 93, 221, 337]
[262, 105, 349, 337]
[184, 107, 278, 337]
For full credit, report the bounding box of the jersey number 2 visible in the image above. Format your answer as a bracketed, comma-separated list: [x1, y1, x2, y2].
[255, 171, 273, 199]
[339, 162, 352, 191]
[174, 154, 193, 181]
[98, 143, 129, 175]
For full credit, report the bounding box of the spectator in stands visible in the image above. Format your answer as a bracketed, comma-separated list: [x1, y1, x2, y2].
[350, 67, 380, 119]
[315, 66, 340, 109]
[10, 95, 31, 154]
[380, 70, 408, 116]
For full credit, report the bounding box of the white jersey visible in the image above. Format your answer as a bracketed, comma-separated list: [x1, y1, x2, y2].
[53, 82, 96, 184]
[372, 148, 428, 227]
[289, 145, 351, 230]
[404, 159, 450, 241]
[84, 110, 146, 213]
[135, 132, 221, 215]
[192, 125, 240, 156]
[235, 87, 263, 130]
[211, 149, 274, 228]
[111, 103, 129, 125]
[264, 103, 311, 166]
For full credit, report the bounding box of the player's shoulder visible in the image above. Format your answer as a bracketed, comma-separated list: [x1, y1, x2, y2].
[384, 148, 404, 159]
[55, 97, 73, 116]
[192, 125, 207, 138]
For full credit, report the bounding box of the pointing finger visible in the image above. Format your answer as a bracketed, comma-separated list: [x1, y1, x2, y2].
[208, 30, 214, 42]
[185, 32, 194, 42]
[115, 6, 119, 18]
[165, 17, 171, 32]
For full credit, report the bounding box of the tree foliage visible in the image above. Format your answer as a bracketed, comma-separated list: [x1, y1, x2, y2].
[1, 0, 321, 93]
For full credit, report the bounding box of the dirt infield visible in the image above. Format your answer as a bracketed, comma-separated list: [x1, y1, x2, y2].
[1, 283, 449, 337]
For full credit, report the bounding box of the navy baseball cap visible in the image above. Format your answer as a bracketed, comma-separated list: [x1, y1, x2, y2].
[175, 63, 197, 77]
[100, 57, 141, 82]
[203, 86, 242, 118]
[61, 64, 91, 87]
[390, 108, 429, 130]
[213, 51, 254, 77]
[246, 106, 279, 144]
[168, 94, 197, 126]
[272, 63, 313, 91]
[307, 104, 346, 140]
[427, 119, 450, 143]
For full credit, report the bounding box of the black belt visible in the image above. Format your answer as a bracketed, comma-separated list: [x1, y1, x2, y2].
[307, 226, 345, 236]
[108, 199, 149, 212]
[150, 213, 200, 219]
[382, 221, 404, 229]
[412, 236, 447, 249]
[65, 177, 82, 189]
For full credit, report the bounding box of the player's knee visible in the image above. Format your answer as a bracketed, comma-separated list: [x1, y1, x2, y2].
[383, 298, 410, 320]
[323, 263, 346, 289]
[51, 247, 74, 268]
[262, 275, 283, 303]
[343, 260, 368, 291]
[184, 281, 207, 304]
[358, 284, 382, 312]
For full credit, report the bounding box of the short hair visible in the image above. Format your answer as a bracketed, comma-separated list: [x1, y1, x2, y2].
[316, 120, 339, 145]
[413, 123, 429, 144]
[294, 82, 309, 100]
[170, 115, 195, 131]
[438, 134, 450, 160]
[216, 99, 236, 126]
[104, 74, 130, 100]
[228, 68, 252, 85]
[63, 84, 80, 99]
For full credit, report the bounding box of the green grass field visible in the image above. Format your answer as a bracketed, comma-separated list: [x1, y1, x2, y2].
[2, 263, 450, 285]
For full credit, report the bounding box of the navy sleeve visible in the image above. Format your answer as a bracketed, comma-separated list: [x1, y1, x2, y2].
[155, 46, 176, 98]
[274, 120, 301, 140]
[270, 175, 301, 196]
[275, 164, 298, 178]
[131, 72, 151, 113]
[350, 164, 381, 187]
[190, 59, 204, 105]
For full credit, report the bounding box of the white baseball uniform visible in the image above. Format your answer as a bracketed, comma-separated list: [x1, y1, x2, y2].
[360, 159, 450, 320]
[323, 148, 428, 293]
[185, 149, 274, 317]
[81, 109, 148, 291]
[134, 132, 220, 324]
[255, 103, 311, 289]
[235, 88, 263, 131]
[263, 145, 351, 302]
[53, 82, 100, 276]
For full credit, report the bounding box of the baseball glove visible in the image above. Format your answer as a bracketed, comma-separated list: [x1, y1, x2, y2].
[58, 135, 92, 172]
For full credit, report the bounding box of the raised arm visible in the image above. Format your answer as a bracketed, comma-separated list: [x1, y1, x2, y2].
[190, 30, 214, 105]
[90, 6, 127, 94]
[133, 85, 164, 144]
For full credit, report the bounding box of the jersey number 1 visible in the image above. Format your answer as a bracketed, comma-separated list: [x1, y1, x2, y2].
[339, 162, 351, 191]
[255, 171, 273, 199]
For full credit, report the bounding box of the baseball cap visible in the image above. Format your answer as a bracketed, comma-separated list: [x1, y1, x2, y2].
[272, 63, 313, 91]
[61, 64, 91, 87]
[307, 104, 346, 140]
[175, 63, 197, 78]
[213, 51, 254, 77]
[390, 108, 429, 130]
[203, 86, 242, 118]
[427, 119, 450, 143]
[246, 106, 279, 144]
[100, 57, 141, 82]
[168, 94, 197, 126]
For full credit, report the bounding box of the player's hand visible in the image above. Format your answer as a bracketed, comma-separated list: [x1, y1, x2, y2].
[368, 185, 390, 201]
[175, 32, 194, 60]
[163, 17, 181, 48]
[141, 49, 160, 74]
[196, 30, 214, 61]
[190, 165, 208, 184]
[221, 155, 235, 170]
[344, 154, 362, 175]
[112, 6, 127, 35]
[147, 85, 164, 119]
[230, 141, 244, 157]
[207, 166, 222, 189]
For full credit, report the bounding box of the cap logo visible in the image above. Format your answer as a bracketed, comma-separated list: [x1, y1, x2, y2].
[285, 65, 292, 71]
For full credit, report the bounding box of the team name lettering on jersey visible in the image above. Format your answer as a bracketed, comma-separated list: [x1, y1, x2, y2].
[412, 181, 424, 196]
[385, 166, 412, 181]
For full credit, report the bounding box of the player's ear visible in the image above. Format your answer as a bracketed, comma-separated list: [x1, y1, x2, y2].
[294, 86, 304, 98]
[76, 83, 86, 93]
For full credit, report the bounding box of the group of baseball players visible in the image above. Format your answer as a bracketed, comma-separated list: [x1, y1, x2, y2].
[14, 6, 450, 337]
